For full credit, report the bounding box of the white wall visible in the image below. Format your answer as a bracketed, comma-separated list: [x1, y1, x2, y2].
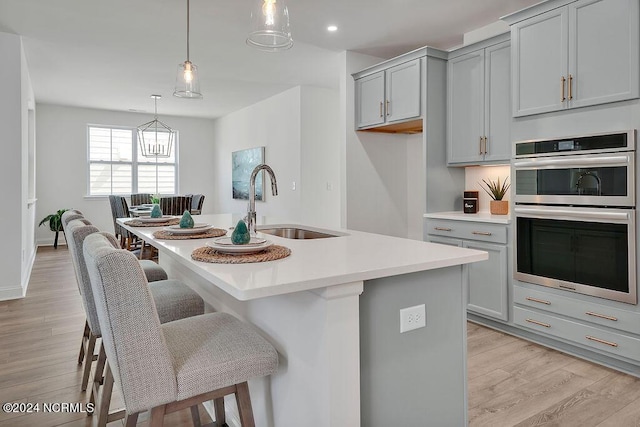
[340, 51, 424, 239]
[210, 86, 341, 228]
[35, 104, 216, 245]
[300, 86, 341, 228]
[0, 32, 35, 300]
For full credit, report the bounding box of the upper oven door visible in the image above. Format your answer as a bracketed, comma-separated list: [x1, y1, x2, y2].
[513, 152, 635, 207]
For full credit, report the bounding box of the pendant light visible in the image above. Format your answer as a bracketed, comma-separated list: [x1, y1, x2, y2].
[137, 95, 175, 159]
[174, 0, 203, 98]
[247, 0, 293, 51]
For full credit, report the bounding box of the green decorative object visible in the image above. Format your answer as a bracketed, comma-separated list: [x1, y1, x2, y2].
[150, 204, 162, 218]
[179, 210, 194, 228]
[231, 219, 251, 245]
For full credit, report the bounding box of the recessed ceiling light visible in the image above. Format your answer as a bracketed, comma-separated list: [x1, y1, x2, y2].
[327, 25, 338, 32]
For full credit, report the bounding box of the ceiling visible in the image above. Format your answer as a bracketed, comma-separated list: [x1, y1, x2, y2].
[0, 0, 541, 119]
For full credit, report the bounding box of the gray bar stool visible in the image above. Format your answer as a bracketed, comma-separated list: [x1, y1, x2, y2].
[83, 232, 278, 427]
[64, 219, 204, 426]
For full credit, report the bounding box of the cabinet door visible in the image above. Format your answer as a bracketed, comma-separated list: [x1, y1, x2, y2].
[463, 241, 508, 321]
[511, 7, 568, 117]
[568, 0, 639, 109]
[355, 72, 385, 128]
[385, 59, 421, 123]
[447, 50, 484, 164]
[484, 41, 511, 163]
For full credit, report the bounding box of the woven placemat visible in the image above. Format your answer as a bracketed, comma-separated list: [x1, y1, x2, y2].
[191, 245, 291, 264]
[153, 228, 227, 240]
[125, 218, 180, 227]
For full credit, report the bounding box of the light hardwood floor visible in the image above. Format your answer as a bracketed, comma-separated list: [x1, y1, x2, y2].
[1, 246, 639, 426]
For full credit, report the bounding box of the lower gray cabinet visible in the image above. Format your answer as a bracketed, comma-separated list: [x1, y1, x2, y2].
[426, 219, 509, 321]
[463, 240, 508, 321]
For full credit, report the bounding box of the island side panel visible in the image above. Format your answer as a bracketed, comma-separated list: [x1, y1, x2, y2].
[161, 253, 363, 427]
[360, 266, 467, 426]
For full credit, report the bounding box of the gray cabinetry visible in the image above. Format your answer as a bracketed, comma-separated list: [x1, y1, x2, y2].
[508, 0, 639, 117]
[426, 218, 509, 321]
[448, 37, 510, 165]
[513, 284, 640, 363]
[354, 58, 421, 131]
[355, 72, 385, 128]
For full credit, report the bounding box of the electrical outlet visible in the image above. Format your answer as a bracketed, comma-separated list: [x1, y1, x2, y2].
[292, 181, 296, 191]
[400, 304, 426, 333]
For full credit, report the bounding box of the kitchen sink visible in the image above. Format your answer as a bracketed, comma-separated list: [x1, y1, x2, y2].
[257, 226, 341, 239]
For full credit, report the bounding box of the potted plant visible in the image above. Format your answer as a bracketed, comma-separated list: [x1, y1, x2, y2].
[481, 177, 510, 215]
[38, 208, 69, 249]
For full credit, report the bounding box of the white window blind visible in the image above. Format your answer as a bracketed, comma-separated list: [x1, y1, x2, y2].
[87, 126, 177, 196]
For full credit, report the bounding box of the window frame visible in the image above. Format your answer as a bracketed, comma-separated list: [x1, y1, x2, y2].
[86, 124, 179, 197]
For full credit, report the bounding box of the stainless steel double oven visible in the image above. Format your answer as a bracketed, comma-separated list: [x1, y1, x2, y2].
[513, 130, 637, 304]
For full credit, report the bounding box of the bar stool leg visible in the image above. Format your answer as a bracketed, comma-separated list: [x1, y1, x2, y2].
[235, 382, 255, 427]
[81, 332, 97, 391]
[214, 398, 226, 426]
[78, 320, 90, 364]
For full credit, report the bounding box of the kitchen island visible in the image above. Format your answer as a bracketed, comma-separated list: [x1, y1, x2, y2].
[119, 214, 487, 427]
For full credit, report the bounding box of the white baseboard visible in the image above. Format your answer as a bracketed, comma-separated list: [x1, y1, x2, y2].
[0, 285, 25, 301]
[0, 245, 38, 301]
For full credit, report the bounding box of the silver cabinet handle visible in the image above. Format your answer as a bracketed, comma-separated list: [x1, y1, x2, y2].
[586, 335, 618, 347]
[585, 311, 618, 322]
[434, 227, 452, 232]
[471, 231, 492, 236]
[479, 136, 483, 155]
[526, 296, 551, 305]
[526, 318, 550, 328]
[386, 100, 390, 116]
[379, 102, 383, 117]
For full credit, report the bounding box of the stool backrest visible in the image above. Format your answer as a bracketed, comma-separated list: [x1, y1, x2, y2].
[61, 209, 85, 229]
[66, 219, 103, 335]
[83, 233, 177, 413]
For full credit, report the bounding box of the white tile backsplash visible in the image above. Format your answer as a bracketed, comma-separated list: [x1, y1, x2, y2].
[464, 165, 511, 212]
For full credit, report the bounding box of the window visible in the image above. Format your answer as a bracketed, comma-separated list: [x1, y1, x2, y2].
[87, 125, 178, 196]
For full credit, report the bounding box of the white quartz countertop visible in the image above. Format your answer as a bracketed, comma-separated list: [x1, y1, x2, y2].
[119, 214, 487, 301]
[424, 211, 511, 224]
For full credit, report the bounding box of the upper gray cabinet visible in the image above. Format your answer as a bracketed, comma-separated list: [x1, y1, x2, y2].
[507, 0, 639, 117]
[448, 37, 511, 165]
[354, 58, 422, 133]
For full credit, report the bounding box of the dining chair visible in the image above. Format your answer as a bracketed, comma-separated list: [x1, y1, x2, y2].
[109, 195, 142, 250]
[64, 220, 205, 426]
[191, 194, 205, 215]
[130, 193, 152, 206]
[159, 195, 193, 216]
[83, 232, 278, 427]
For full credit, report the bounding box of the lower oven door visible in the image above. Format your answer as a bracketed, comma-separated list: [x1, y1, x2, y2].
[514, 205, 636, 304]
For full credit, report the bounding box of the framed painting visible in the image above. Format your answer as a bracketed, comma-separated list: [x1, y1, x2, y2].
[232, 146, 265, 200]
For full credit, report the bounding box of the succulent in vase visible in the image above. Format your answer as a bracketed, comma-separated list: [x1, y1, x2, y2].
[480, 177, 510, 201]
[481, 177, 510, 215]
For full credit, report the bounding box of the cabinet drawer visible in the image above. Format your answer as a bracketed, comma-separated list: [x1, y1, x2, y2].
[425, 219, 507, 244]
[514, 286, 640, 336]
[514, 306, 640, 363]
